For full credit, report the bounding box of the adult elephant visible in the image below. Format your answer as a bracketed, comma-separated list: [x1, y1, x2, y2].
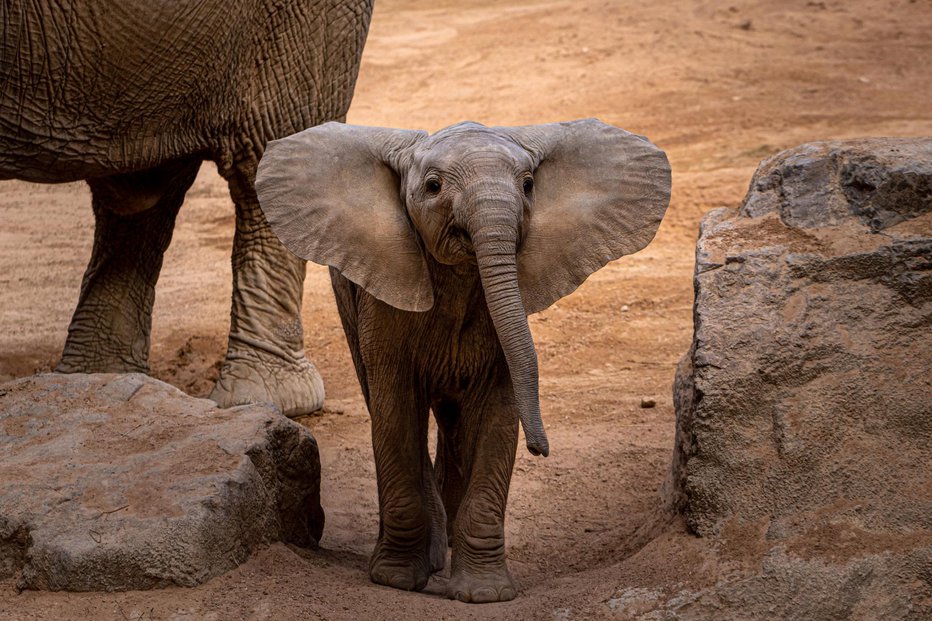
[0, 0, 375, 416]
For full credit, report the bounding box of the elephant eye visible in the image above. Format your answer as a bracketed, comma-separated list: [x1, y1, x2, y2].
[523, 177, 534, 196]
[425, 178, 442, 194]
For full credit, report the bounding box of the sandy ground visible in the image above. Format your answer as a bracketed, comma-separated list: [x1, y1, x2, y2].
[1, 0, 930, 618]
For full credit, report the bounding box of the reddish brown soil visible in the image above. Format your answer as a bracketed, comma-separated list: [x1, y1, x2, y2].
[1, 0, 930, 618]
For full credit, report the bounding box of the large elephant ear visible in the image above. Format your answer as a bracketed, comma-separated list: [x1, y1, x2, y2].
[256, 122, 433, 311]
[497, 119, 671, 315]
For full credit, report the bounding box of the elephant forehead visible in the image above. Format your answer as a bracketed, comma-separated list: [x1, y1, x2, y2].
[418, 130, 531, 170]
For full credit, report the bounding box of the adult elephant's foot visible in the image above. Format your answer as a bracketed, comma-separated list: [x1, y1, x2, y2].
[209, 347, 325, 418]
[369, 539, 432, 592]
[446, 561, 517, 603]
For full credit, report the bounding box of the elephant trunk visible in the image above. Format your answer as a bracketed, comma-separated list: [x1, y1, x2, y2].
[465, 201, 550, 457]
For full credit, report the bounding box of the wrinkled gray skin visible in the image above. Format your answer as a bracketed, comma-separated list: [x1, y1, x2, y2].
[256, 119, 671, 602]
[0, 0, 374, 416]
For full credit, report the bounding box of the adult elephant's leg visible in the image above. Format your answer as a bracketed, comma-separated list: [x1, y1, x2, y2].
[446, 378, 520, 604]
[57, 158, 201, 374]
[210, 159, 324, 417]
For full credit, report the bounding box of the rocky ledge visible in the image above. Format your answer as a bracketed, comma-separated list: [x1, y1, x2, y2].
[0, 373, 324, 591]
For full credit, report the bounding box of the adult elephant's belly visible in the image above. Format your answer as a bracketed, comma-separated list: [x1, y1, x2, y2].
[0, 0, 224, 183]
[0, 124, 200, 184]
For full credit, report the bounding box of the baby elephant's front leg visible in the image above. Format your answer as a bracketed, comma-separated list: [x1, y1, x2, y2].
[447, 385, 520, 603]
[368, 383, 435, 592]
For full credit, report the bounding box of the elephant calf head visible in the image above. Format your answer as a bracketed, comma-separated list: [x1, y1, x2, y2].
[256, 119, 671, 456]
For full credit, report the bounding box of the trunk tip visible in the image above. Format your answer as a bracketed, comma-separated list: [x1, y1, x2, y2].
[526, 440, 550, 458]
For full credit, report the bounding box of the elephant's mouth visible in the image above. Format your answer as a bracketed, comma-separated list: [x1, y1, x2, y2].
[449, 225, 475, 256]
[433, 222, 475, 264]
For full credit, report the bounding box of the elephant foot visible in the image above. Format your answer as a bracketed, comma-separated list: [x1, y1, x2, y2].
[369, 540, 431, 592]
[209, 347, 325, 418]
[446, 562, 516, 603]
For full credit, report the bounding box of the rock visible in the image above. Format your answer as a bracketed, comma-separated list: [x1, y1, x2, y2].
[640, 398, 656, 409]
[739, 137, 932, 231]
[668, 138, 932, 617]
[0, 373, 324, 591]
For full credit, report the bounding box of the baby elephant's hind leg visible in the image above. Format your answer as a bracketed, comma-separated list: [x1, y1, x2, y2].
[433, 399, 467, 543]
[423, 447, 448, 573]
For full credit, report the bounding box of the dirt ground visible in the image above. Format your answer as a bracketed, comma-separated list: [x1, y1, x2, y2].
[1, 0, 930, 618]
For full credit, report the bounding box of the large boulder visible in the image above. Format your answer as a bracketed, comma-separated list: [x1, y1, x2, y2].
[668, 138, 931, 617]
[0, 373, 324, 591]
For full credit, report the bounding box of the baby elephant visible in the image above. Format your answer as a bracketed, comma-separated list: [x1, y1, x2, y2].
[255, 119, 671, 602]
